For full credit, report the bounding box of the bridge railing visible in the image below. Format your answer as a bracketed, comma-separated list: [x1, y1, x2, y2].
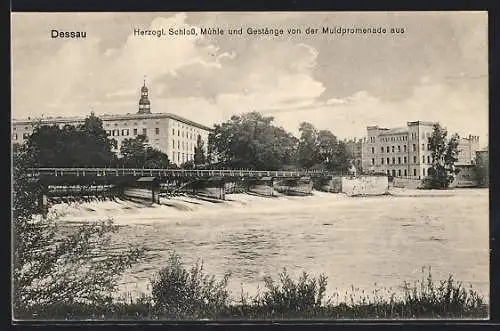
[27, 167, 338, 178]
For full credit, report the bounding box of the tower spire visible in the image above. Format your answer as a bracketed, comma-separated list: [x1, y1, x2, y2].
[138, 76, 151, 114]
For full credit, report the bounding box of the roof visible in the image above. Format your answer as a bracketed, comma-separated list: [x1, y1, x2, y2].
[12, 112, 213, 132]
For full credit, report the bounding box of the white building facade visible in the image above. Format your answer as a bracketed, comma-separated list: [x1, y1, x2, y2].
[361, 121, 479, 179]
[11, 82, 212, 166]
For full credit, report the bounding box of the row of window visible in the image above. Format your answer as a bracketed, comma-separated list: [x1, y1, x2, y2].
[172, 139, 196, 152]
[106, 128, 161, 137]
[371, 143, 432, 154]
[172, 152, 194, 164]
[172, 128, 200, 140]
[369, 132, 432, 144]
[105, 121, 157, 127]
[387, 169, 412, 177]
[386, 167, 431, 178]
[379, 135, 408, 143]
[371, 154, 432, 166]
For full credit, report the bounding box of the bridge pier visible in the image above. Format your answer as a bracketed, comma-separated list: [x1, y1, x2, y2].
[37, 186, 49, 218]
[247, 177, 275, 196]
[193, 177, 226, 200]
[275, 177, 313, 196]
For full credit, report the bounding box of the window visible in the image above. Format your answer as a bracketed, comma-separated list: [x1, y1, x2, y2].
[387, 157, 390, 164]
[423, 168, 426, 176]
[392, 169, 396, 177]
[427, 144, 431, 150]
[115, 123, 118, 127]
[143, 128, 147, 135]
[134, 128, 138, 135]
[182, 131, 184, 138]
[173, 139, 175, 149]
[172, 128, 175, 135]
[427, 155, 430, 163]
[398, 157, 401, 164]
[413, 169, 417, 176]
[13, 133, 17, 140]
[422, 156, 426, 164]
[156, 128, 160, 135]
[121, 129, 129, 136]
[178, 152, 180, 161]
[371, 147, 375, 154]
[398, 146, 401, 153]
[371, 158, 375, 165]
[387, 170, 390, 175]
[381, 158, 384, 164]
[404, 156, 407, 164]
[392, 146, 395, 153]
[106, 130, 111, 136]
[178, 140, 180, 149]
[380, 147, 384, 153]
[398, 169, 401, 177]
[404, 169, 407, 176]
[392, 157, 395, 164]
[413, 144, 416, 152]
[413, 156, 417, 163]
[178, 130, 180, 136]
[403, 145, 407, 152]
[422, 144, 425, 150]
[386, 146, 389, 153]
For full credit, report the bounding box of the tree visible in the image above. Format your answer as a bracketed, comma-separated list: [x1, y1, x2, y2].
[426, 124, 460, 189]
[12, 143, 144, 315]
[297, 122, 320, 169]
[119, 135, 170, 168]
[24, 113, 118, 167]
[193, 134, 206, 166]
[331, 141, 352, 174]
[475, 150, 489, 187]
[208, 112, 298, 170]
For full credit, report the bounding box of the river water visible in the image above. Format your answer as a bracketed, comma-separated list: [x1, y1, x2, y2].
[56, 188, 490, 303]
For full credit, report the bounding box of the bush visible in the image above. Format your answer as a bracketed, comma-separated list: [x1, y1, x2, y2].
[257, 269, 328, 318]
[400, 267, 485, 317]
[150, 252, 231, 319]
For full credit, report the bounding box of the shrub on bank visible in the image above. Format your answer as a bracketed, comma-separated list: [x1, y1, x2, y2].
[150, 253, 231, 319]
[15, 258, 488, 320]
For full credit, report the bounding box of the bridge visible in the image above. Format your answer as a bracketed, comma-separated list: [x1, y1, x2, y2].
[27, 167, 347, 215]
[27, 167, 333, 179]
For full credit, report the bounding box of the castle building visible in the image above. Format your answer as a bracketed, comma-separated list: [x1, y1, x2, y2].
[361, 121, 479, 179]
[11, 81, 212, 166]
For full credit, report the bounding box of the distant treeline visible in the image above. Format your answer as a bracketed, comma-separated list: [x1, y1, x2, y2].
[13, 111, 360, 172]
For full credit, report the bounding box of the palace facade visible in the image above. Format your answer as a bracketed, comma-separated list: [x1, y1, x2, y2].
[361, 121, 480, 179]
[11, 81, 212, 166]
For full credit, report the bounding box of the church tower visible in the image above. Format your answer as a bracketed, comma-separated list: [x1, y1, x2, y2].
[138, 78, 151, 114]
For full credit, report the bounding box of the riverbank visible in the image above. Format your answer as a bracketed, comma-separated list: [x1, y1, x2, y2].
[16, 256, 488, 320]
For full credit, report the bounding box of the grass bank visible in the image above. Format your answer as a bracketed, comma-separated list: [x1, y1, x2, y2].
[15, 255, 488, 320]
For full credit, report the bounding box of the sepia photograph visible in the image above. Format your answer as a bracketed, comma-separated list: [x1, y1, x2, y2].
[11, 11, 489, 320]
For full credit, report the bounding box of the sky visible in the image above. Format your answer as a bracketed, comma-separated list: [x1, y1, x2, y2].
[11, 12, 488, 147]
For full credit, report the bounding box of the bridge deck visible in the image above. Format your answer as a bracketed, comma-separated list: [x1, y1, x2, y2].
[28, 168, 336, 178]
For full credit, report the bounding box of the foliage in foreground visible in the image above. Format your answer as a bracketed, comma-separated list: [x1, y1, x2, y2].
[15, 255, 488, 320]
[12, 136, 145, 315]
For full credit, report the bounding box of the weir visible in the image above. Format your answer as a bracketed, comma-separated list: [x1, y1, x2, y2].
[27, 168, 391, 215]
